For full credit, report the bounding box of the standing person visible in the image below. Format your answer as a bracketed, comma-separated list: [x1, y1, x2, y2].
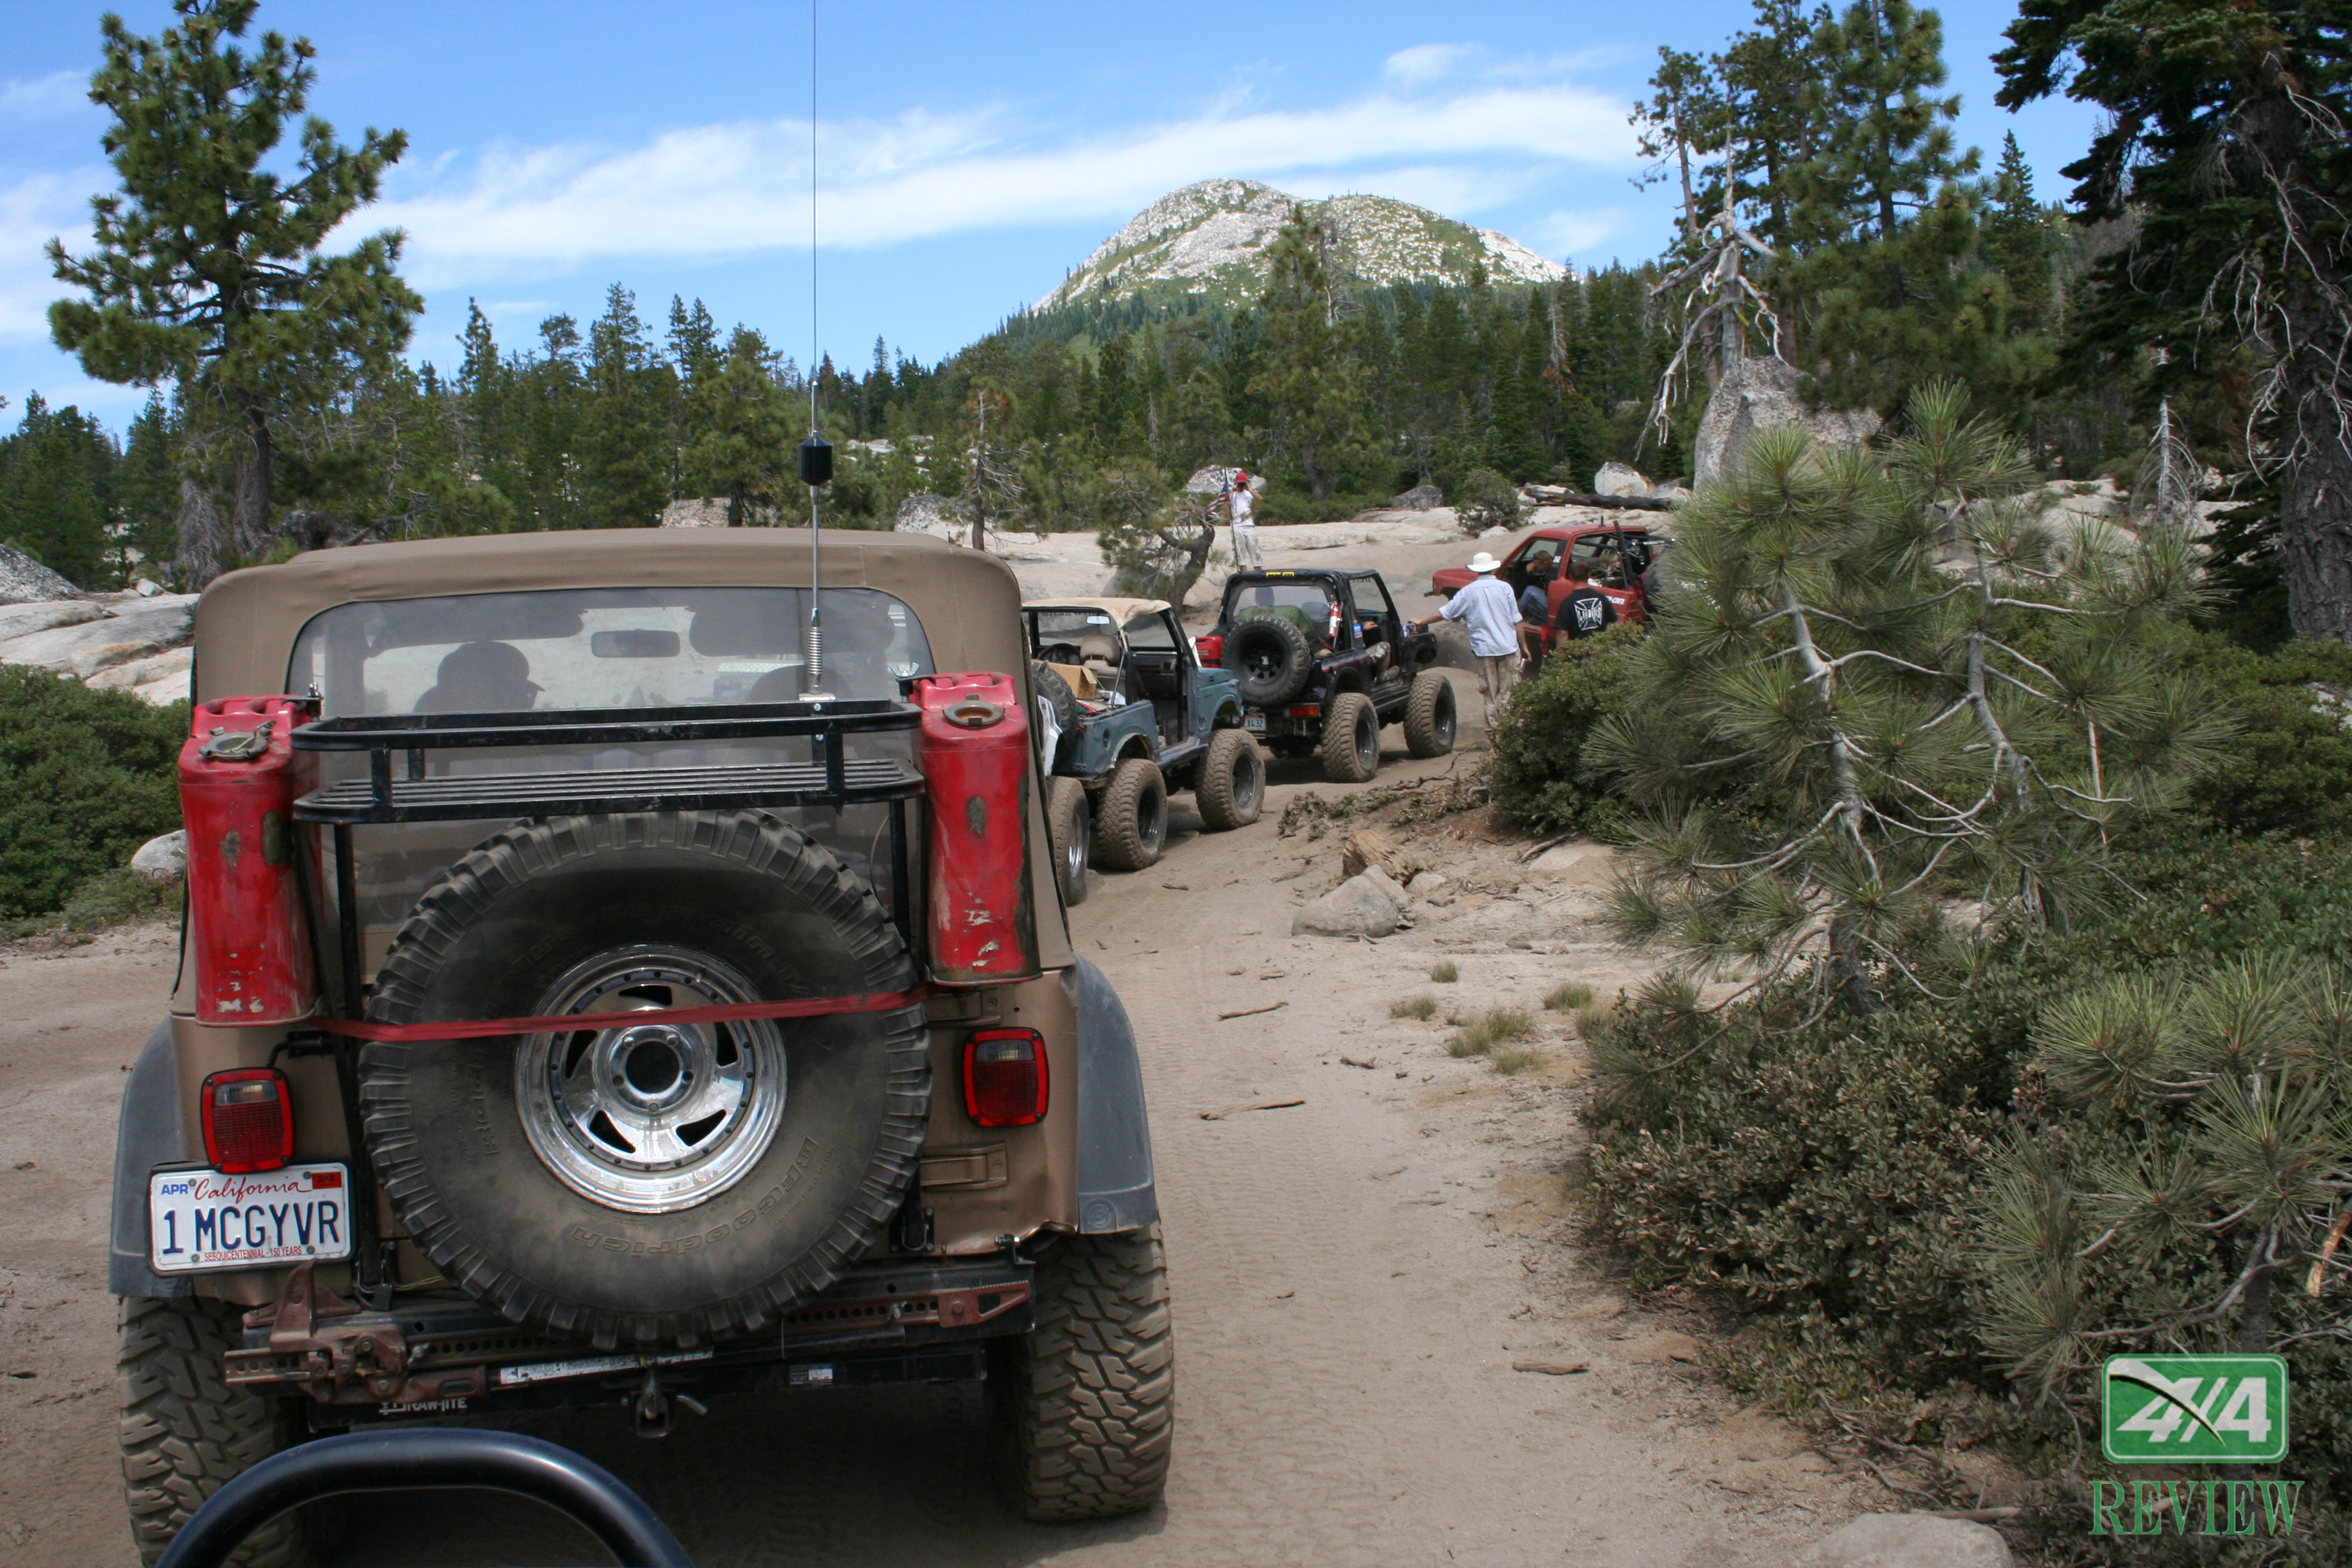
[1553, 580, 1618, 642]
[1218, 469, 1263, 571]
[1414, 551, 1520, 732]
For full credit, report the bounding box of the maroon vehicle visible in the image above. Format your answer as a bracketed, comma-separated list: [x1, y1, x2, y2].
[1428, 522, 1668, 662]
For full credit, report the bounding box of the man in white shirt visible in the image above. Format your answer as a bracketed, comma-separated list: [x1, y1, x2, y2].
[1414, 551, 1521, 732]
[1218, 470, 1262, 570]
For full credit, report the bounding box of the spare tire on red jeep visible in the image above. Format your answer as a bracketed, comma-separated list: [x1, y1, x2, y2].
[360, 810, 929, 1350]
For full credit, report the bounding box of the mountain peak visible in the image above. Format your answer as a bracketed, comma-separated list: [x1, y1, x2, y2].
[1035, 178, 1565, 314]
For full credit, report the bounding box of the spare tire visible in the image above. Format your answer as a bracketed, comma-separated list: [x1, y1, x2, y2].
[1032, 662, 1080, 768]
[361, 811, 928, 1350]
[1222, 611, 1315, 706]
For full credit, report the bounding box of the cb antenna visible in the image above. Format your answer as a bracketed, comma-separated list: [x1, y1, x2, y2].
[795, 0, 833, 696]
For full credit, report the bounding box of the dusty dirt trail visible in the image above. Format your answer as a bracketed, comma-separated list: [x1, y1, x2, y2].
[0, 689, 1872, 1567]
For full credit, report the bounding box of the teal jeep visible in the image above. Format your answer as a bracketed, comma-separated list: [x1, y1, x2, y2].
[1024, 597, 1265, 900]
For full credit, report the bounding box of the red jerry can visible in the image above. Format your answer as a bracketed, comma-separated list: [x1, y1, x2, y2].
[912, 672, 1041, 986]
[179, 697, 320, 1025]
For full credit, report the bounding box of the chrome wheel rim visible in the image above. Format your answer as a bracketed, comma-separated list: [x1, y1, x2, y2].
[1232, 747, 1262, 811]
[1065, 797, 1091, 885]
[515, 946, 787, 1215]
[1356, 710, 1377, 770]
[1435, 685, 1456, 747]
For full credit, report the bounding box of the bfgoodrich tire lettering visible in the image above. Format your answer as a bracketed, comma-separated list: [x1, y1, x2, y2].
[120, 1296, 304, 1568]
[361, 811, 928, 1350]
[990, 1225, 1174, 1521]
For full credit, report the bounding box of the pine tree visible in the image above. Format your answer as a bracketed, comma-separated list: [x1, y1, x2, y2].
[46, 0, 418, 580]
[580, 286, 670, 529]
[681, 327, 791, 526]
[0, 394, 115, 587]
[1251, 206, 1366, 501]
[1998, 0, 2352, 642]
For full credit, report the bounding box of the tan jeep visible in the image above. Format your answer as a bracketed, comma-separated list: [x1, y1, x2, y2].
[106, 529, 1169, 1564]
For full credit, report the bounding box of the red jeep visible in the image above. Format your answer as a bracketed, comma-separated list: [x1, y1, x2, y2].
[1428, 522, 1667, 663]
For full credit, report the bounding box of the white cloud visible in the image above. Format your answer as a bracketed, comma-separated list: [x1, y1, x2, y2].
[0, 71, 94, 125]
[0, 169, 106, 346]
[1528, 206, 1631, 259]
[1382, 44, 1480, 86]
[366, 79, 1639, 288]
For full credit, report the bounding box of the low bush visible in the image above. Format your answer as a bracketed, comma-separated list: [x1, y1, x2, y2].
[1452, 467, 1522, 535]
[1488, 1043, 1543, 1075]
[1487, 622, 1643, 837]
[1430, 960, 1459, 983]
[2161, 631, 2352, 840]
[1448, 1007, 1535, 1057]
[0, 666, 185, 917]
[1250, 490, 1396, 525]
[1390, 994, 1437, 1020]
[1544, 981, 1595, 1012]
[1581, 833, 2352, 1522]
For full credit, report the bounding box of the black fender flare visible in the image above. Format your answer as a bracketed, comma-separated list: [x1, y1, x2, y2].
[1064, 960, 1157, 1235]
[111, 1020, 190, 1299]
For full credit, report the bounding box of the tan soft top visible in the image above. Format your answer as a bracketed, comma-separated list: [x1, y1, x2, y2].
[195, 529, 1020, 698]
[189, 528, 1071, 970]
[1023, 596, 1172, 622]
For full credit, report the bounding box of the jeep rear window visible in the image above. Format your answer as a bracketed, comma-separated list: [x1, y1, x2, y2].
[287, 587, 932, 717]
[1227, 582, 1335, 618]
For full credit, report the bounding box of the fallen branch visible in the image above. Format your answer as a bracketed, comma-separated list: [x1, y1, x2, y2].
[1518, 485, 1675, 513]
[1198, 1098, 1305, 1121]
[1218, 1000, 1288, 1021]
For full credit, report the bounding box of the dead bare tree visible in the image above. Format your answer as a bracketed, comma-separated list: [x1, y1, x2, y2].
[1642, 182, 1784, 450]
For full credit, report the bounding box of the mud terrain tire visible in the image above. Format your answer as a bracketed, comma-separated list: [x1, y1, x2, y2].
[990, 1225, 1174, 1521]
[1090, 757, 1167, 871]
[1319, 691, 1381, 783]
[1195, 728, 1264, 830]
[1403, 668, 1458, 758]
[120, 1296, 304, 1568]
[361, 811, 929, 1350]
[1046, 775, 1092, 906]
[1222, 612, 1316, 706]
[1032, 662, 1079, 768]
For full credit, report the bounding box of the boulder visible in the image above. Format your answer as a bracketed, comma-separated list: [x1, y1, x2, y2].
[1405, 869, 1451, 898]
[894, 491, 973, 540]
[659, 497, 777, 528]
[1693, 355, 1881, 487]
[1291, 873, 1407, 938]
[85, 646, 194, 702]
[0, 543, 78, 604]
[1593, 462, 1653, 497]
[1356, 863, 1414, 924]
[1186, 465, 1254, 495]
[1392, 483, 1444, 511]
[0, 598, 195, 680]
[1797, 1514, 2014, 1568]
[0, 600, 105, 644]
[130, 830, 186, 885]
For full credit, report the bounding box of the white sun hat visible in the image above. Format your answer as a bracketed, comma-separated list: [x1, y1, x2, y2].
[1467, 552, 1503, 573]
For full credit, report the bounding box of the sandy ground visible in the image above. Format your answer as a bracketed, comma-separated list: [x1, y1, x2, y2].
[0, 684, 1889, 1567]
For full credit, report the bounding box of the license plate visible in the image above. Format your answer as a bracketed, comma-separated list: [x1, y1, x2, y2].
[1243, 714, 1267, 732]
[148, 1164, 353, 1274]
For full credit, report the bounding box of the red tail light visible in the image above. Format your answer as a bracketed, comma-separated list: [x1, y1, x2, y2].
[201, 1067, 295, 1173]
[963, 1028, 1048, 1127]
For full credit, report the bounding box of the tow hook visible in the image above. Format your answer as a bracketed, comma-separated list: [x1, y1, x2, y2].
[630, 1363, 707, 1437]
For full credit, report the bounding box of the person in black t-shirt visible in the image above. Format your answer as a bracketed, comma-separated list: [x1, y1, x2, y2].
[1554, 583, 1618, 641]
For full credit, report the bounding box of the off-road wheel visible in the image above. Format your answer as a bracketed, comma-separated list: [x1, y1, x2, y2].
[1045, 775, 1092, 906]
[120, 1296, 306, 1568]
[1032, 662, 1080, 768]
[1090, 757, 1167, 871]
[1403, 668, 1458, 758]
[990, 1225, 1174, 1522]
[1319, 691, 1380, 783]
[1221, 612, 1316, 706]
[1195, 728, 1264, 830]
[361, 810, 929, 1350]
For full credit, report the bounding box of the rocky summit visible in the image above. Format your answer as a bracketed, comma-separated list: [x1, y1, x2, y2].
[1035, 178, 1565, 314]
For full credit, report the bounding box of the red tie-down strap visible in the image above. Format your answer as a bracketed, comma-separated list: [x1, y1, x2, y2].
[316, 986, 933, 1043]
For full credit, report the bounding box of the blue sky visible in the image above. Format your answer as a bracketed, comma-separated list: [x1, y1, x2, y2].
[2, 1, 2097, 431]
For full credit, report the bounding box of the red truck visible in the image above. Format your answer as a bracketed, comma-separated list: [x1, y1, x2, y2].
[1428, 521, 1668, 662]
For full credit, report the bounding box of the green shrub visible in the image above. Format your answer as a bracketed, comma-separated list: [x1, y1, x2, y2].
[1390, 994, 1438, 1020]
[1488, 621, 1643, 837]
[1250, 490, 1394, 525]
[1452, 466, 1522, 535]
[1544, 981, 1595, 1012]
[0, 667, 185, 917]
[2160, 631, 2352, 840]
[1581, 833, 2352, 1516]
[1448, 1007, 1535, 1058]
[1430, 960, 1459, 983]
[1488, 1043, 1543, 1075]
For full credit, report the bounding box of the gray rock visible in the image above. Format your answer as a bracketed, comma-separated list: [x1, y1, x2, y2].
[131, 830, 186, 884]
[894, 491, 973, 540]
[0, 599, 105, 643]
[1291, 873, 1406, 938]
[1357, 863, 1414, 924]
[0, 598, 195, 680]
[1593, 462, 1654, 497]
[1797, 1514, 2014, 1568]
[1186, 465, 1259, 496]
[1693, 355, 1882, 487]
[659, 497, 776, 527]
[0, 542, 78, 603]
[1392, 483, 1444, 511]
[1405, 869, 1451, 896]
[86, 646, 194, 701]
